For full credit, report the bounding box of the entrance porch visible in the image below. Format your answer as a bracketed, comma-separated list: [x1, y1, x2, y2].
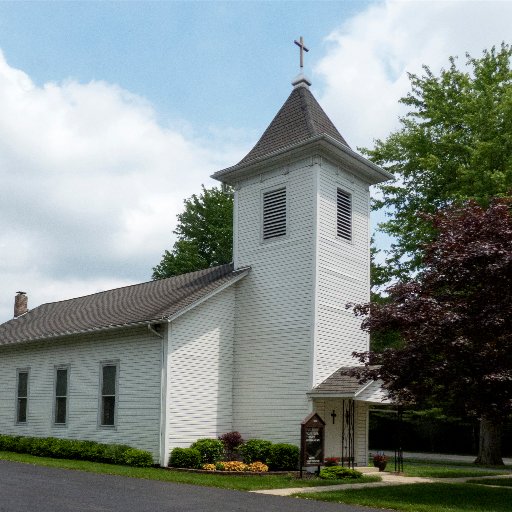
[309, 367, 389, 467]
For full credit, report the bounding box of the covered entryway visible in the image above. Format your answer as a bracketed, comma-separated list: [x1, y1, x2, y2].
[309, 367, 389, 467]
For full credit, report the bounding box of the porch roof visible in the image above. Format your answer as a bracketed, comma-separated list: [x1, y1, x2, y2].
[309, 367, 390, 405]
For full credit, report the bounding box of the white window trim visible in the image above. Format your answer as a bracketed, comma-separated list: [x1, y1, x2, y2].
[260, 184, 289, 243]
[15, 368, 30, 425]
[53, 365, 70, 427]
[98, 360, 119, 429]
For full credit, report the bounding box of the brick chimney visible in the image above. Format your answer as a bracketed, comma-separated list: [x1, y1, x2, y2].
[14, 291, 28, 318]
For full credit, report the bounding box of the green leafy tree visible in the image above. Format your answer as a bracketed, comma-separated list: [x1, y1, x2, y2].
[152, 185, 233, 279]
[366, 43, 512, 280]
[349, 199, 512, 465]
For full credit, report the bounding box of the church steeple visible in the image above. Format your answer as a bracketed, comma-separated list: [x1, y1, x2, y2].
[212, 82, 352, 184]
[237, 84, 350, 165]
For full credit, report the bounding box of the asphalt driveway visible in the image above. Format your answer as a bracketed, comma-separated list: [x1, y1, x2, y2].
[0, 460, 385, 512]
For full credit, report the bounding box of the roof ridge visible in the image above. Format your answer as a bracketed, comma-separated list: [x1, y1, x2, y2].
[34, 263, 235, 308]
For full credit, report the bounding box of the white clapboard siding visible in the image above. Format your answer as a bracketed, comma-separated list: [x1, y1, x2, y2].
[167, 287, 235, 452]
[233, 158, 316, 445]
[354, 401, 369, 465]
[313, 160, 371, 386]
[0, 327, 163, 461]
[313, 398, 368, 467]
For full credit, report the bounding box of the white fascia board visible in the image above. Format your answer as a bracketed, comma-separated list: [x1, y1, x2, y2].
[166, 268, 250, 324]
[354, 380, 376, 397]
[211, 135, 392, 186]
[307, 392, 356, 399]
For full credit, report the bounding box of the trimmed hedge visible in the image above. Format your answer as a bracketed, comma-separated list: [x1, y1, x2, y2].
[169, 447, 201, 469]
[190, 438, 224, 464]
[0, 434, 153, 467]
[266, 443, 299, 471]
[319, 466, 362, 480]
[238, 439, 272, 464]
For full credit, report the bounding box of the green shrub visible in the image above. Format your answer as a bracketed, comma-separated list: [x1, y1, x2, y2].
[79, 440, 103, 461]
[123, 448, 153, 467]
[101, 444, 132, 464]
[169, 447, 202, 468]
[319, 466, 362, 480]
[239, 439, 273, 464]
[267, 443, 299, 471]
[0, 434, 152, 468]
[190, 438, 224, 464]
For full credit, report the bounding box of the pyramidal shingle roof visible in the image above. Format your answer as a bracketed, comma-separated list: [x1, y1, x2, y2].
[240, 83, 349, 166]
[0, 264, 248, 346]
[212, 82, 349, 182]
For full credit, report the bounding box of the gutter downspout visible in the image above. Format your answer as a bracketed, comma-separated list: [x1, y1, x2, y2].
[158, 322, 169, 467]
[148, 322, 166, 466]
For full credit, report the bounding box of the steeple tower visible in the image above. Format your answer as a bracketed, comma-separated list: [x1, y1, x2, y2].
[212, 44, 391, 453]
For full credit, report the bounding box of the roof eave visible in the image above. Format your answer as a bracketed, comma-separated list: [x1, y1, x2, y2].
[211, 134, 392, 186]
[165, 266, 250, 323]
[0, 267, 251, 348]
[307, 392, 356, 399]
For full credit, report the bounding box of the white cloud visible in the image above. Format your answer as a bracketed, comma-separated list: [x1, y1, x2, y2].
[1, 0, 510, 321]
[315, 0, 512, 150]
[0, 50, 245, 322]
[314, 0, 512, 251]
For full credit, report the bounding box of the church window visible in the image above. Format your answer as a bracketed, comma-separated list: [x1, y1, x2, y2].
[99, 363, 118, 427]
[337, 188, 352, 241]
[16, 369, 29, 424]
[54, 367, 69, 425]
[262, 187, 287, 240]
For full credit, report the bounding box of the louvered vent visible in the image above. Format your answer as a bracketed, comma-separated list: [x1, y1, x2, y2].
[337, 188, 352, 241]
[263, 188, 287, 240]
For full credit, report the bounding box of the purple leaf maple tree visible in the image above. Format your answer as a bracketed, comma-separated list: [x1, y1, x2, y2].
[348, 198, 512, 465]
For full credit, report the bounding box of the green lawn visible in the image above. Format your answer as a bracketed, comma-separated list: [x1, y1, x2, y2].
[397, 462, 511, 479]
[0, 451, 379, 491]
[296, 483, 512, 512]
[468, 478, 512, 487]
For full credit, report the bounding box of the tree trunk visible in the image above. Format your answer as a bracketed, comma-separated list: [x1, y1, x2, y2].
[474, 417, 504, 465]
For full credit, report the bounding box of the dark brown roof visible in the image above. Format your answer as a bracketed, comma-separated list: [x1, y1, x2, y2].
[212, 84, 349, 180]
[0, 264, 248, 346]
[240, 84, 349, 165]
[309, 367, 372, 396]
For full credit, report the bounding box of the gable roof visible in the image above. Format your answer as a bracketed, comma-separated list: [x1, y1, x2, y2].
[212, 83, 350, 180]
[0, 264, 248, 346]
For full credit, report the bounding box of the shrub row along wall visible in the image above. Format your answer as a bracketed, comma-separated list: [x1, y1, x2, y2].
[169, 437, 300, 470]
[0, 434, 153, 467]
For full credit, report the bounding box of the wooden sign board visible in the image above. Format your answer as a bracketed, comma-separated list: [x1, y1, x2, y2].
[300, 412, 325, 467]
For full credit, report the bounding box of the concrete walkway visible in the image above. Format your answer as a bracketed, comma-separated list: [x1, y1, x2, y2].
[251, 468, 512, 497]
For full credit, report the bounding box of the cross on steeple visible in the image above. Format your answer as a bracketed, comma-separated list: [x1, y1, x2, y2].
[294, 36, 309, 69]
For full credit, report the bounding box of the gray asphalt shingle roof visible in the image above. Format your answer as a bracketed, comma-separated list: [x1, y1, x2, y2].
[212, 83, 350, 180]
[240, 84, 350, 165]
[309, 367, 373, 396]
[0, 264, 248, 346]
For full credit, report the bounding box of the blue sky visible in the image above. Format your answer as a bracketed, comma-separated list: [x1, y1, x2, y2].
[0, 1, 510, 322]
[0, 1, 369, 137]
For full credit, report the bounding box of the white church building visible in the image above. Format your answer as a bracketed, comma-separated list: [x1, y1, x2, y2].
[0, 67, 391, 467]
